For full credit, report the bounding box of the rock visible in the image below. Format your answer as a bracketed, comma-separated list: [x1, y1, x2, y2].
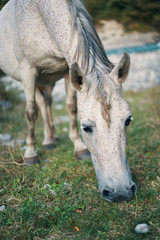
[135, 223, 150, 234]
[0, 133, 11, 142]
[0, 135, 25, 148]
[4, 140, 15, 148]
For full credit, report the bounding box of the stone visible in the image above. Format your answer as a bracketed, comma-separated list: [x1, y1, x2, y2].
[135, 223, 150, 234]
[0, 133, 11, 142]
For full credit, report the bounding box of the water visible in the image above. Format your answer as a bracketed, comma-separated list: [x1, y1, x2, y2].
[106, 43, 160, 55]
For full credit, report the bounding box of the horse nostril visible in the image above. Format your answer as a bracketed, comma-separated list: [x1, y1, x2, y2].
[130, 183, 136, 195]
[102, 184, 136, 202]
[102, 189, 110, 199]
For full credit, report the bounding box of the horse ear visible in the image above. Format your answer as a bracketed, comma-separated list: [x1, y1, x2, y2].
[110, 52, 130, 84]
[69, 62, 85, 91]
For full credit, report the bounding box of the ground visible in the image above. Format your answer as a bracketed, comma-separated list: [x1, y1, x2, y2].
[96, 20, 160, 92]
[0, 86, 160, 240]
[96, 20, 159, 50]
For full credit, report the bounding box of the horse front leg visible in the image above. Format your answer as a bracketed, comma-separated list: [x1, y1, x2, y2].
[36, 85, 55, 150]
[64, 73, 91, 160]
[22, 68, 39, 164]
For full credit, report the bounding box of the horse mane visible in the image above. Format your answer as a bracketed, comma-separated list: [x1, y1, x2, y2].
[68, 0, 114, 75]
[68, 0, 115, 127]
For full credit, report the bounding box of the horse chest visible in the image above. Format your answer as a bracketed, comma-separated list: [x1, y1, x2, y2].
[36, 57, 69, 84]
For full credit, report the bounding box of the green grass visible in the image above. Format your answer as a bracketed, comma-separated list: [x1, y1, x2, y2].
[0, 87, 160, 240]
[0, 77, 23, 105]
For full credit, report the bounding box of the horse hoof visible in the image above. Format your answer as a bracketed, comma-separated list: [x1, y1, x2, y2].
[75, 149, 91, 160]
[24, 156, 40, 165]
[43, 143, 55, 150]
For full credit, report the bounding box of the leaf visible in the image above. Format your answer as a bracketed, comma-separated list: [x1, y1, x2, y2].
[75, 209, 82, 213]
[54, 206, 60, 212]
[73, 226, 80, 232]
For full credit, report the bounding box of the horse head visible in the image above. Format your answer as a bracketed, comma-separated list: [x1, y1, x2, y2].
[70, 52, 136, 202]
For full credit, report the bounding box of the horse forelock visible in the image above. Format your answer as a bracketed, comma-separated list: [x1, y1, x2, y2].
[84, 69, 114, 127]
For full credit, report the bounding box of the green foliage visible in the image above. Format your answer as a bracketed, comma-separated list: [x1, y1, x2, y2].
[0, 0, 9, 10]
[0, 86, 160, 239]
[85, 0, 160, 32]
[0, 77, 22, 105]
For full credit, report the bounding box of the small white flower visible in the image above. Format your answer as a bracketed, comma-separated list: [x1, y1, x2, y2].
[62, 127, 68, 132]
[44, 159, 50, 163]
[0, 205, 5, 212]
[64, 182, 71, 187]
[49, 190, 56, 195]
[42, 166, 47, 169]
[44, 184, 51, 189]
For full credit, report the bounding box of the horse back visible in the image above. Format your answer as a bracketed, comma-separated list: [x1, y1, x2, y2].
[0, 0, 21, 79]
[0, 0, 68, 82]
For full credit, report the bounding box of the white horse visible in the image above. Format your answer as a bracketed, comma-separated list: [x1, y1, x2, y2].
[0, 0, 136, 202]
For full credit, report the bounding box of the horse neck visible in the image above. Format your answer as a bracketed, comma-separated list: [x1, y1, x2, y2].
[37, 0, 79, 66]
[37, 0, 112, 75]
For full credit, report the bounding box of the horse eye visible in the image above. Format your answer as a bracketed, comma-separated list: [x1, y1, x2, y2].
[82, 126, 93, 133]
[125, 116, 132, 127]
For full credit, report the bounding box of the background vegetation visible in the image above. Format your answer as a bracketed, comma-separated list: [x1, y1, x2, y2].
[85, 0, 160, 32]
[1, 0, 160, 32]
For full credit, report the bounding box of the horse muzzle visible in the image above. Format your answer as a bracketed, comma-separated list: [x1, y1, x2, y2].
[101, 182, 137, 202]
